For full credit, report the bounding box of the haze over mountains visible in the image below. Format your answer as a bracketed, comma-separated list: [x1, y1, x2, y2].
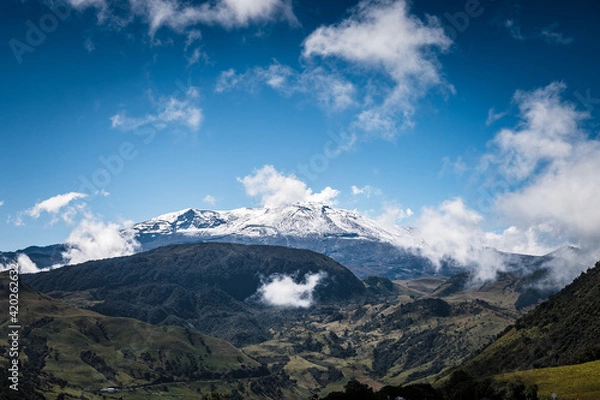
[1, 203, 589, 287]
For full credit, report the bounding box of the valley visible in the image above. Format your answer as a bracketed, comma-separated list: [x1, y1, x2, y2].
[4, 241, 584, 399]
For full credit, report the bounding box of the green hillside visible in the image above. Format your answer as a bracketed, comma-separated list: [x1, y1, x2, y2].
[491, 360, 600, 400]
[0, 272, 301, 400]
[23, 243, 366, 347]
[460, 261, 600, 378]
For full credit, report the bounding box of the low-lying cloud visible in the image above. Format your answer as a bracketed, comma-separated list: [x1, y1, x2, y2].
[417, 82, 600, 286]
[15, 191, 141, 267]
[257, 271, 327, 308]
[62, 214, 140, 265]
[0, 254, 41, 274]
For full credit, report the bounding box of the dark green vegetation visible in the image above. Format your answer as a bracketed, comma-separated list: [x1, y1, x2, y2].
[0, 273, 292, 400]
[24, 243, 365, 346]
[491, 360, 600, 400]
[240, 270, 548, 396]
[13, 242, 600, 399]
[461, 261, 600, 378]
[312, 374, 538, 400]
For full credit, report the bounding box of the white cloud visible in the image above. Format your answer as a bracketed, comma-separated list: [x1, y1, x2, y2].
[184, 29, 202, 50]
[485, 107, 508, 126]
[215, 65, 356, 111]
[17, 254, 40, 274]
[482, 83, 598, 249]
[416, 198, 519, 282]
[540, 25, 573, 45]
[481, 82, 587, 180]
[440, 156, 468, 177]
[496, 152, 600, 246]
[217, 0, 452, 140]
[257, 271, 326, 308]
[69, 0, 298, 36]
[0, 200, 4, 207]
[422, 82, 599, 284]
[25, 192, 88, 220]
[239, 165, 339, 208]
[0, 254, 41, 275]
[505, 19, 573, 45]
[84, 37, 95, 52]
[215, 68, 244, 93]
[111, 88, 203, 132]
[303, 0, 452, 135]
[203, 194, 217, 206]
[375, 201, 413, 233]
[61, 213, 140, 265]
[351, 185, 382, 198]
[186, 47, 207, 66]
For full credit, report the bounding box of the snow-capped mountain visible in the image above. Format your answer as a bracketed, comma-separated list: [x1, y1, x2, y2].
[132, 202, 434, 279]
[134, 203, 421, 247]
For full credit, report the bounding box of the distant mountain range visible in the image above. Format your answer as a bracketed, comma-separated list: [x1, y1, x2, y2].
[1, 202, 584, 281]
[17, 241, 600, 398]
[131, 202, 435, 279]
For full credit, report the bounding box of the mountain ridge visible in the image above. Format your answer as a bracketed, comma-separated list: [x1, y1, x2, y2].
[3, 203, 585, 283]
[23, 242, 367, 346]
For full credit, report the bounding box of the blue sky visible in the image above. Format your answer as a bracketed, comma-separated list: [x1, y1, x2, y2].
[1, 0, 600, 260]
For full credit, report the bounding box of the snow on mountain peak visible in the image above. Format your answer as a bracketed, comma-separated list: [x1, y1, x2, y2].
[134, 202, 420, 248]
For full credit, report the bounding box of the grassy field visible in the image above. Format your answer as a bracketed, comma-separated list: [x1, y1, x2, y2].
[492, 360, 600, 400]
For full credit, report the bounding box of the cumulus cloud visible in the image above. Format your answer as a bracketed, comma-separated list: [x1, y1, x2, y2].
[415, 198, 556, 282]
[481, 82, 600, 252]
[0, 200, 4, 207]
[61, 214, 140, 265]
[111, 87, 203, 132]
[422, 82, 600, 284]
[239, 165, 339, 208]
[186, 47, 208, 66]
[257, 271, 326, 308]
[26, 192, 87, 219]
[481, 82, 587, 180]
[66, 0, 298, 36]
[217, 0, 452, 140]
[15, 192, 87, 226]
[303, 0, 452, 135]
